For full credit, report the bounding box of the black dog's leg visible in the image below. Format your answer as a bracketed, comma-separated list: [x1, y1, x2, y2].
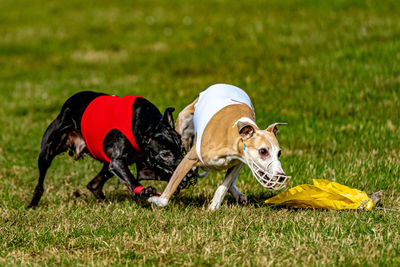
[27, 150, 53, 208]
[109, 157, 158, 197]
[86, 163, 113, 200]
[105, 130, 158, 197]
[136, 163, 197, 196]
[28, 110, 74, 208]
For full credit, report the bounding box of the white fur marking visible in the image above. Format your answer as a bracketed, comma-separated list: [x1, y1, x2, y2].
[208, 164, 243, 210]
[209, 185, 228, 210]
[148, 196, 169, 207]
[208, 155, 242, 170]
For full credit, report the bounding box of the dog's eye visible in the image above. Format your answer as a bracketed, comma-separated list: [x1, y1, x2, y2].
[259, 148, 269, 156]
[278, 150, 281, 158]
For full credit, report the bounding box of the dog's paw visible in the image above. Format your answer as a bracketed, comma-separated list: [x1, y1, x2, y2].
[148, 196, 169, 207]
[87, 187, 106, 200]
[139, 186, 159, 197]
[237, 194, 248, 205]
[208, 202, 221, 211]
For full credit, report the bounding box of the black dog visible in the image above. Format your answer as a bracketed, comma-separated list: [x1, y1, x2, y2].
[28, 91, 195, 208]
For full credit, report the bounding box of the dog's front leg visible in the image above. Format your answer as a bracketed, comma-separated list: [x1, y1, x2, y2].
[228, 169, 247, 205]
[148, 153, 197, 207]
[104, 131, 158, 197]
[109, 157, 158, 196]
[209, 164, 243, 211]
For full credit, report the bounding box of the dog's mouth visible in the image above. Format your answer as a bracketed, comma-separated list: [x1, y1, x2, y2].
[248, 159, 291, 190]
[257, 170, 286, 184]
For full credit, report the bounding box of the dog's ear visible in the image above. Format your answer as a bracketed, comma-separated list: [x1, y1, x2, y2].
[237, 121, 255, 139]
[162, 107, 175, 128]
[266, 122, 288, 136]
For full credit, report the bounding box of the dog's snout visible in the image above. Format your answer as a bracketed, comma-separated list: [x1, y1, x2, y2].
[277, 171, 285, 176]
[274, 172, 286, 183]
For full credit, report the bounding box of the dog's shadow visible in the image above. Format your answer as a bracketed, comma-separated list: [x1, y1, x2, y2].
[98, 191, 210, 208]
[68, 189, 340, 213]
[89, 189, 279, 210]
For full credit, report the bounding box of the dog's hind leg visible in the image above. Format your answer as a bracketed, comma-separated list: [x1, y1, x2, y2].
[87, 164, 113, 200]
[28, 149, 55, 208]
[28, 108, 76, 208]
[175, 97, 198, 152]
[208, 164, 243, 211]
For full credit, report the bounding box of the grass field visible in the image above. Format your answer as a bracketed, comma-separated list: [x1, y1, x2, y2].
[1, 0, 400, 265]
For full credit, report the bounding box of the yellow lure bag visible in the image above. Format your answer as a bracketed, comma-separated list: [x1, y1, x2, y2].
[265, 179, 375, 211]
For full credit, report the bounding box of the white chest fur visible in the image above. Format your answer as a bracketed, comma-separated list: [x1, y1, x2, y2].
[205, 155, 243, 171]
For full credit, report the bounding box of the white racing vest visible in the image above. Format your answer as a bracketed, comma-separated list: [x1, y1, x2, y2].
[193, 84, 253, 164]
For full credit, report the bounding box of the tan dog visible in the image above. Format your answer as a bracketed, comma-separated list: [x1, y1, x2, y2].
[149, 84, 290, 210]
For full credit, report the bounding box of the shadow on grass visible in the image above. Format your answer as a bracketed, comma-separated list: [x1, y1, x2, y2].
[104, 189, 278, 208]
[247, 191, 276, 205]
[57, 187, 286, 210]
[103, 191, 211, 208]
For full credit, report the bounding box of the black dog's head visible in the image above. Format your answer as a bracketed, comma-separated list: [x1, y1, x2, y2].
[143, 107, 186, 175]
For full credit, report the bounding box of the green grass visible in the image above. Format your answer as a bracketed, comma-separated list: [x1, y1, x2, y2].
[1, 0, 400, 265]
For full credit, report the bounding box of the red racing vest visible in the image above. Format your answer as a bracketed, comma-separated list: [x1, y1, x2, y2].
[81, 95, 143, 163]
